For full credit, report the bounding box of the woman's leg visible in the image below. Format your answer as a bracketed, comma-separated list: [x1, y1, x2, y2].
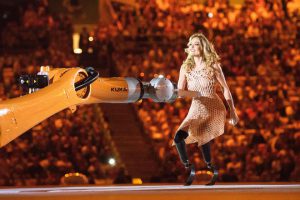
[174, 129, 196, 185]
[201, 141, 212, 167]
[201, 141, 218, 185]
[174, 129, 190, 168]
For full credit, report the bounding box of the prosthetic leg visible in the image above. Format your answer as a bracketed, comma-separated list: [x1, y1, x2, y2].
[174, 130, 195, 186]
[201, 142, 218, 185]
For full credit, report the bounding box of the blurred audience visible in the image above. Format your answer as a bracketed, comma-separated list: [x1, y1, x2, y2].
[0, 0, 120, 186]
[103, 0, 300, 182]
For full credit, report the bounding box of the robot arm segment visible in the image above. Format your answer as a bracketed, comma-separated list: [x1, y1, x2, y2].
[0, 68, 90, 147]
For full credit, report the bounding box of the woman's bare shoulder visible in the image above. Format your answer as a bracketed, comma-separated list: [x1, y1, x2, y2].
[180, 64, 187, 74]
[211, 62, 222, 74]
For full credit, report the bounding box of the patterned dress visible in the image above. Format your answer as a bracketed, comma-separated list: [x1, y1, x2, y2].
[174, 66, 227, 146]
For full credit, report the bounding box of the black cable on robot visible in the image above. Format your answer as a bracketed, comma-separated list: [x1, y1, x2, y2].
[74, 67, 99, 91]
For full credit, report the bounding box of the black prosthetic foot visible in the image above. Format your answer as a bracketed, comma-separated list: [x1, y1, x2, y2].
[184, 163, 196, 186]
[205, 164, 218, 186]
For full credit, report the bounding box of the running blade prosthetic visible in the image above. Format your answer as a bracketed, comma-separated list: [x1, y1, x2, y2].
[184, 164, 196, 186]
[206, 165, 218, 186]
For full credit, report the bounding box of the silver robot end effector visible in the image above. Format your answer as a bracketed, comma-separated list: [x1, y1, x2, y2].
[143, 77, 178, 103]
[125, 77, 178, 103]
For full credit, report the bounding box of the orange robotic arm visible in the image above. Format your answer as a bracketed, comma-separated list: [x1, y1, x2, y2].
[0, 67, 200, 147]
[0, 67, 174, 147]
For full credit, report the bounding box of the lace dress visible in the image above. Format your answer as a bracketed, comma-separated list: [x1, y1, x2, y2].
[174, 66, 227, 146]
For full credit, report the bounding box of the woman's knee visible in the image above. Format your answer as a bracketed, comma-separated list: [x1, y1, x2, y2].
[174, 130, 189, 143]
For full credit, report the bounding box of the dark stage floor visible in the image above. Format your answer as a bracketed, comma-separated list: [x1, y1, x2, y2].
[0, 183, 299, 200]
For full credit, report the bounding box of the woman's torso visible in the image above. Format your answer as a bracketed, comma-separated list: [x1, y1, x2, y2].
[185, 66, 218, 98]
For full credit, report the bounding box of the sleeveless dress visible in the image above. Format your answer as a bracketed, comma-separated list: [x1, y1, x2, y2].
[174, 66, 227, 146]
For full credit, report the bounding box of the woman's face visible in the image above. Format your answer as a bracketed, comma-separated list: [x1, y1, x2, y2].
[187, 37, 201, 57]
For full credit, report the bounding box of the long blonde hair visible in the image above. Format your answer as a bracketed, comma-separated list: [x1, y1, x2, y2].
[183, 33, 220, 73]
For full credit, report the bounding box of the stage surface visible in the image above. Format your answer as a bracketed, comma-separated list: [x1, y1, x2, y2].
[0, 184, 299, 200]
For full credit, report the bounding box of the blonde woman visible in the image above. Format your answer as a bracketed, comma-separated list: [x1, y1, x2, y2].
[173, 33, 239, 185]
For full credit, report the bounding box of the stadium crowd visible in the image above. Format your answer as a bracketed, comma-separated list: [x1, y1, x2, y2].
[106, 0, 300, 182]
[0, 0, 120, 186]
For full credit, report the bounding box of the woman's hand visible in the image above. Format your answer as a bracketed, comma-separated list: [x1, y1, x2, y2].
[228, 109, 239, 126]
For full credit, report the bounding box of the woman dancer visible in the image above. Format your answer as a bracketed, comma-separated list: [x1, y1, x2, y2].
[173, 33, 239, 185]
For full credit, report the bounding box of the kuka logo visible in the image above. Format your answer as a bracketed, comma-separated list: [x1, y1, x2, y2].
[111, 87, 128, 92]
